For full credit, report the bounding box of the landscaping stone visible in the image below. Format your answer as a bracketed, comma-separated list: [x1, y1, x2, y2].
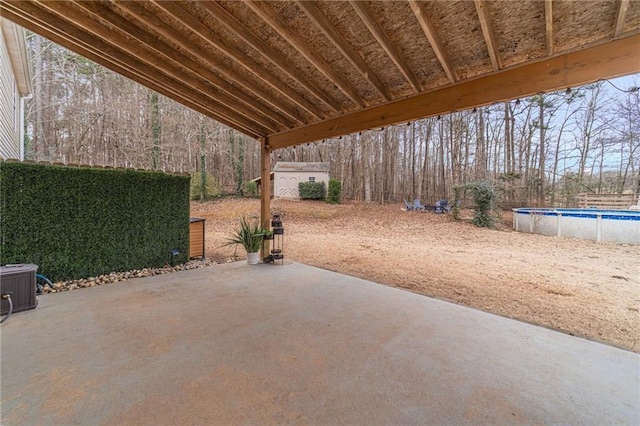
[41, 259, 218, 294]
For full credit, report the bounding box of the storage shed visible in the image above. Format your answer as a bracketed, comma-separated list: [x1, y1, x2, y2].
[274, 162, 329, 199]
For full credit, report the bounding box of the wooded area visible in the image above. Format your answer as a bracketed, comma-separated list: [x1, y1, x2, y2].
[25, 35, 639, 207]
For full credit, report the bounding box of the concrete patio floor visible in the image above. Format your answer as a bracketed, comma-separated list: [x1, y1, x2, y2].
[1, 261, 638, 425]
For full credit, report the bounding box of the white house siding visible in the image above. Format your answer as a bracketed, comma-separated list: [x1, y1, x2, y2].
[0, 19, 31, 161]
[0, 26, 20, 160]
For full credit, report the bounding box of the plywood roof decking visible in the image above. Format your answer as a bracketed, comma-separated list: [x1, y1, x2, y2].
[2, 0, 639, 149]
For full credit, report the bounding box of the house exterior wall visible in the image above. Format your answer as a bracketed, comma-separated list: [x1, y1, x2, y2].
[274, 171, 330, 199]
[0, 26, 20, 160]
[1, 19, 31, 161]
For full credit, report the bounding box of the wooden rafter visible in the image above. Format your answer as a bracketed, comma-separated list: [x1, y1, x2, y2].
[474, 0, 502, 71]
[545, 0, 554, 55]
[198, 1, 343, 114]
[113, 1, 303, 127]
[149, 1, 324, 121]
[245, 1, 366, 109]
[296, 0, 391, 101]
[65, 1, 289, 132]
[35, 0, 277, 134]
[268, 35, 640, 148]
[6, 1, 266, 136]
[407, 0, 458, 83]
[0, 3, 263, 138]
[348, 0, 421, 92]
[614, 0, 630, 37]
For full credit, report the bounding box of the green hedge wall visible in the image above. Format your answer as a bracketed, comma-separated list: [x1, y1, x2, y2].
[298, 181, 326, 200]
[0, 161, 190, 281]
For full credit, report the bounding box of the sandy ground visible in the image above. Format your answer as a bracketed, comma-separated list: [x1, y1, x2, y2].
[191, 198, 640, 353]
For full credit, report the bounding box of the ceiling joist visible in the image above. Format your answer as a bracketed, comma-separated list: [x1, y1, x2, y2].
[296, 0, 392, 101]
[545, 0, 554, 55]
[614, 0, 630, 37]
[245, 1, 366, 109]
[348, 0, 421, 92]
[1, 1, 265, 138]
[408, 0, 458, 83]
[150, 0, 323, 122]
[474, 0, 502, 71]
[198, 1, 343, 114]
[110, 1, 299, 128]
[34, 0, 276, 134]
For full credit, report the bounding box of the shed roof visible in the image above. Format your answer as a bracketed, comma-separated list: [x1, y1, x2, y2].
[274, 162, 330, 173]
[2, 1, 639, 148]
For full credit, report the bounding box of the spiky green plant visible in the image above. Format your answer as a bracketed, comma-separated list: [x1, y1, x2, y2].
[221, 216, 266, 253]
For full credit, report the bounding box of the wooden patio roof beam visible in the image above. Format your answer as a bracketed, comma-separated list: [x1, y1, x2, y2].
[70, 1, 292, 131]
[199, 1, 342, 114]
[545, 0, 554, 55]
[149, 0, 322, 122]
[267, 34, 640, 149]
[408, 0, 458, 83]
[614, 0, 630, 37]
[296, 0, 392, 102]
[474, 0, 502, 71]
[44, 0, 284, 134]
[245, 1, 366, 109]
[0, 5, 263, 139]
[114, 0, 302, 126]
[349, 0, 421, 92]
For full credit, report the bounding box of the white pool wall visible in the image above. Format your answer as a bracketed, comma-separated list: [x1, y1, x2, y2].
[513, 208, 640, 245]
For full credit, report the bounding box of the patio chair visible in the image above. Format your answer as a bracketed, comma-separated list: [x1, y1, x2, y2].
[403, 198, 415, 211]
[435, 199, 451, 214]
[413, 198, 427, 211]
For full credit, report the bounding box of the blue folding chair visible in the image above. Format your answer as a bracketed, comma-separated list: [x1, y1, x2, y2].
[435, 199, 451, 214]
[413, 198, 426, 211]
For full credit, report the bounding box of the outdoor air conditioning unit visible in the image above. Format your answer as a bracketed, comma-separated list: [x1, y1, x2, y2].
[1, 264, 38, 315]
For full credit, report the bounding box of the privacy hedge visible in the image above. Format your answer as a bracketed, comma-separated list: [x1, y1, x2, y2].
[0, 161, 190, 281]
[298, 181, 325, 200]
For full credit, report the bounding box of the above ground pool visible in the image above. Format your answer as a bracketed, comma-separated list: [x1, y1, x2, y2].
[513, 208, 640, 245]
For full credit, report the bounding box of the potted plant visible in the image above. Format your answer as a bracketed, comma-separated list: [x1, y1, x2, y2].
[222, 217, 268, 264]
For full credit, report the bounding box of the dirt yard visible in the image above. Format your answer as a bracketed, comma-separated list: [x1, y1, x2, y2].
[191, 198, 640, 353]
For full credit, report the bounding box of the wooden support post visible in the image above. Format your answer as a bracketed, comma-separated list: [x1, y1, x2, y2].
[260, 138, 271, 261]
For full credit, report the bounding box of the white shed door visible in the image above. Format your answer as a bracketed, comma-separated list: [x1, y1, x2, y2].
[278, 176, 299, 198]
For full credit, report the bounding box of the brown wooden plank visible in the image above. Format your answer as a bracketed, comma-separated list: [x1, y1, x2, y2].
[614, 0, 630, 37]
[267, 34, 640, 148]
[408, 0, 458, 83]
[545, 0, 554, 55]
[151, 0, 324, 121]
[260, 139, 271, 261]
[474, 0, 502, 71]
[199, 1, 343, 114]
[1, 2, 264, 139]
[349, 0, 421, 92]
[37, 0, 278, 134]
[296, 0, 392, 101]
[246, 1, 366, 109]
[114, 1, 304, 126]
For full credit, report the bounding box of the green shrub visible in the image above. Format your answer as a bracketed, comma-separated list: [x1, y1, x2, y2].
[190, 171, 221, 200]
[298, 181, 325, 200]
[243, 181, 258, 197]
[0, 161, 190, 281]
[326, 178, 342, 204]
[453, 181, 496, 227]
